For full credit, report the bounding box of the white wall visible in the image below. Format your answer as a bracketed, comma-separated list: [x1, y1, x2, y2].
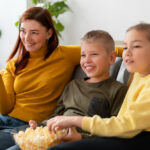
[1, 0, 150, 69]
[0, 0, 27, 69]
[59, 0, 150, 45]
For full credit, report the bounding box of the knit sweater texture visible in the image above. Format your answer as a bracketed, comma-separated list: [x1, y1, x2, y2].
[0, 45, 80, 122]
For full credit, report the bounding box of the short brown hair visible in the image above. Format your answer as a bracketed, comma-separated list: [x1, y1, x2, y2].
[81, 30, 115, 53]
[127, 22, 150, 41]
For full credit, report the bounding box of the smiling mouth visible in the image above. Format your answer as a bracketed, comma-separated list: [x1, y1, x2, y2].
[125, 59, 134, 64]
[26, 43, 34, 46]
[86, 66, 93, 70]
[85, 66, 95, 72]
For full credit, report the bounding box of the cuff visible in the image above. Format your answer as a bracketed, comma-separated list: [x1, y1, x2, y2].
[82, 116, 92, 132]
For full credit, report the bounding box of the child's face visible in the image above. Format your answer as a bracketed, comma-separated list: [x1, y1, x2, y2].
[80, 41, 115, 82]
[123, 29, 150, 77]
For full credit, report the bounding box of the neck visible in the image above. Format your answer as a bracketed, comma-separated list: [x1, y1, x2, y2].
[86, 74, 110, 83]
[29, 46, 47, 58]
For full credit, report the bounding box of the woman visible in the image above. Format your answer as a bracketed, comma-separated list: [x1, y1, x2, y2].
[0, 6, 80, 149]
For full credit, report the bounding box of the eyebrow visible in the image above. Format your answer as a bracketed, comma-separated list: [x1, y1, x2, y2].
[123, 40, 143, 45]
[20, 27, 39, 32]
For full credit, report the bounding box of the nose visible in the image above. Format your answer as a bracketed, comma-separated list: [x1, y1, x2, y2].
[84, 55, 92, 63]
[123, 47, 132, 57]
[25, 33, 31, 42]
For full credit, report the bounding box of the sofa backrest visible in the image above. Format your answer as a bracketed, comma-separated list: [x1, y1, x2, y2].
[110, 57, 129, 84]
[72, 47, 130, 85]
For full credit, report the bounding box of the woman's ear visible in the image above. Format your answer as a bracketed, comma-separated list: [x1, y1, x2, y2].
[47, 28, 53, 40]
[109, 51, 116, 65]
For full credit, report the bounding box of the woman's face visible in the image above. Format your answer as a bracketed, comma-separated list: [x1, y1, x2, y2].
[20, 19, 52, 52]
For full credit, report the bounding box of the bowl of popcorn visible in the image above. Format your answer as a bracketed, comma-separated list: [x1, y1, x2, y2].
[12, 126, 68, 150]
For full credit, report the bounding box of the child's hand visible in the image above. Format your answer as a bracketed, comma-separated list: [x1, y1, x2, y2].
[46, 116, 83, 133]
[59, 127, 82, 142]
[47, 116, 74, 133]
[29, 120, 37, 129]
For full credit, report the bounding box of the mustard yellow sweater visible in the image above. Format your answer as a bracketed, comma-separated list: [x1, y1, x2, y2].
[0, 45, 80, 122]
[82, 72, 150, 138]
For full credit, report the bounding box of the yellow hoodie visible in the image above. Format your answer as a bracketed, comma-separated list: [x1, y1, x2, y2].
[82, 73, 150, 138]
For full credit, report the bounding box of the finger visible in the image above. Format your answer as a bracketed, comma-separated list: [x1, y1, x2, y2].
[29, 120, 37, 129]
[51, 123, 59, 133]
[47, 119, 54, 132]
[47, 118, 58, 133]
[47, 116, 63, 133]
[60, 128, 72, 142]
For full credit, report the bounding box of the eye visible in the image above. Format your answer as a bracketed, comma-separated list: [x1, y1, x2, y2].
[92, 53, 98, 55]
[133, 45, 141, 48]
[32, 31, 38, 34]
[81, 54, 86, 57]
[123, 47, 128, 50]
[20, 29, 25, 33]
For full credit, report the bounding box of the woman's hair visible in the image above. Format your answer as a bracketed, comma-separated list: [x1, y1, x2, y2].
[127, 22, 150, 41]
[81, 30, 115, 53]
[8, 7, 59, 75]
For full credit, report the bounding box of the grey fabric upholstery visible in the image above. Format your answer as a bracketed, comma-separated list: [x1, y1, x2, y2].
[116, 60, 130, 85]
[72, 65, 86, 79]
[72, 57, 129, 85]
[110, 57, 122, 79]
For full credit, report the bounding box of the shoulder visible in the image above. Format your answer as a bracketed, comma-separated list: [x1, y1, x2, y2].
[62, 79, 82, 93]
[64, 79, 85, 90]
[108, 77, 128, 90]
[54, 45, 80, 65]
[6, 58, 16, 71]
[58, 45, 80, 55]
[132, 73, 150, 87]
[59, 45, 81, 50]
[68, 78, 84, 86]
[1, 58, 16, 77]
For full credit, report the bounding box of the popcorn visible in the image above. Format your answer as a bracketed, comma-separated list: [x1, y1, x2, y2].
[13, 126, 67, 150]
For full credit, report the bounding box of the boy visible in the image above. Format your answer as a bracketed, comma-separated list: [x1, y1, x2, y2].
[50, 30, 127, 118]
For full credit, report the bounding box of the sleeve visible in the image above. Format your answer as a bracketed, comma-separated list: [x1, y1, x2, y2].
[0, 60, 15, 114]
[42, 94, 66, 124]
[110, 85, 128, 116]
[50, 94, 66, 118]
[50, 83, 71, 118]
[82, 114, 141, 138]
[42, 81, 75, 124]
[61, 45, 81, 66]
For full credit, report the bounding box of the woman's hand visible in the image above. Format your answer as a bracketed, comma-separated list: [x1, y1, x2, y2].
[29, 120, 37, 129]
[60, 127, 82, 142]
[46, 116, 83, 133]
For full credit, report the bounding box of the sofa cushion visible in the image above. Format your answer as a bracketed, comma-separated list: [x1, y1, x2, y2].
[110, 57, 122, 80]
[72, 64, 87, 79]
[116, 60, 130, 85]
